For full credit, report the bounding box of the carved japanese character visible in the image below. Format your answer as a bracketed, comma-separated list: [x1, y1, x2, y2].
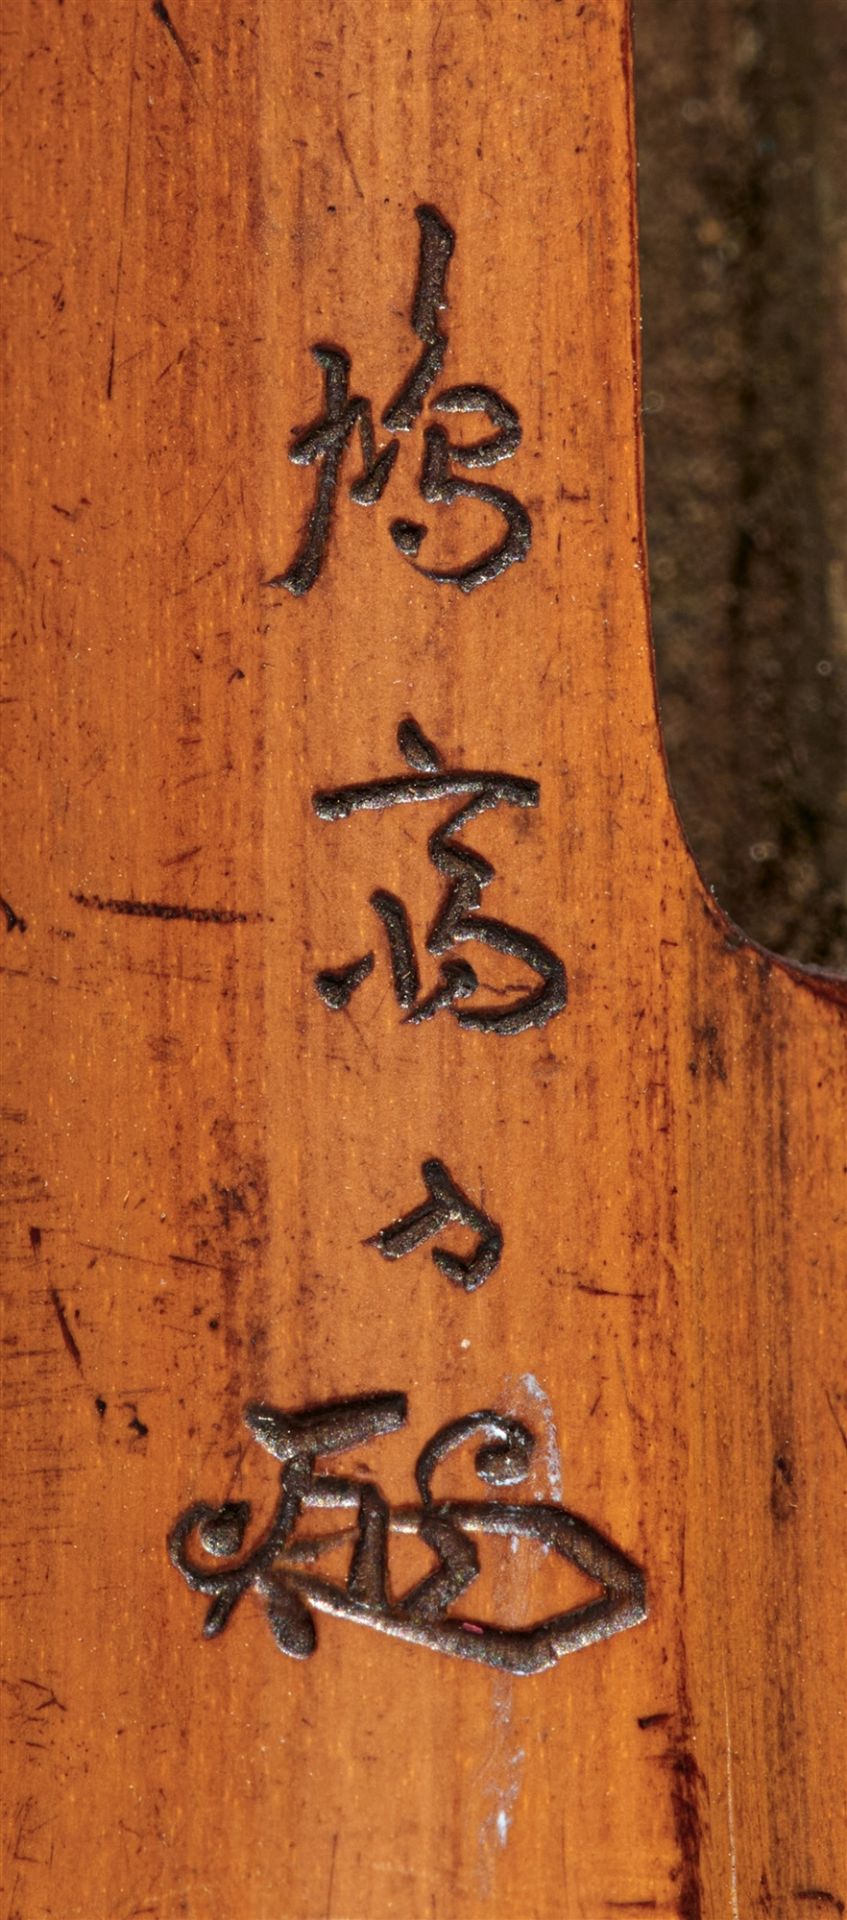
[368, 1158, 503, 1292]
[313, 717, 567, 1036]
[169, 1395, 647, 1673]
[267, 206, 531, 595]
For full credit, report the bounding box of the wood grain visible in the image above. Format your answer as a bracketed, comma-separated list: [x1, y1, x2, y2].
[2, 4, 845, 1917]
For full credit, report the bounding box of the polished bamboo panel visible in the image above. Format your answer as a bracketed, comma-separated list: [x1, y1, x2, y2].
[2, 5, 845, 1916]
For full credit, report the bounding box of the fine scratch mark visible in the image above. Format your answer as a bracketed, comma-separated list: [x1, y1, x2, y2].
[325, 1831, 338, 1918]
[336, 128, 364, 200]
[106, 3, 140, 399]
[49, 1289, 83, 1373]
[122, 1401, 149, 1441]
[178, 462, 235, 551]
[71, 892, 265, 925]
[18, 1679, 67, 1713]
[576, 1281, 646, 1301]
[604, 1904, 658, 1912]
[824, 1389, 847, 1457]
[723, 1664, 740, 1920]
[159, 844, 204, 869]
[794, 1896, 846, 1916]
[1, 895, 27, 934]
[169, 1252, 230, 1274]
[151, 0, 199, 85]
[2, 236, 54, 280]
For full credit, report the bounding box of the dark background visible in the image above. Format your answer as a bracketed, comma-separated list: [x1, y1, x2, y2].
[634, 0, 846, 968]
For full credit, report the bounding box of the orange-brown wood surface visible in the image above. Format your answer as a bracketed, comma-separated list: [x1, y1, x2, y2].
[2, 4, 845, 1917]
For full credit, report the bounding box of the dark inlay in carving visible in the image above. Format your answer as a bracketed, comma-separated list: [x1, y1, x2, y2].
[390, 519, 426, 558]
[382, 203, 454, 432]
[312, 718, 567, 1035]
[169, 1395, 647, 1673]
[370, 890, 420, 1010]
[396, 717, 441, 773]
[314, 951, 374, 1010]
[266, 205, 531, 595]
[367, 1158, 502, 1292]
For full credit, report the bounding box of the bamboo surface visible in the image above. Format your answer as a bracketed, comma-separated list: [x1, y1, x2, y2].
[2, 4, 845, 1918]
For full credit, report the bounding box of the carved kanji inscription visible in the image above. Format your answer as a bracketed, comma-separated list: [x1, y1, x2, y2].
[169, 1395, 647, 1674]
[268, 207, 531, 595]
[313, 718, 567, 1036]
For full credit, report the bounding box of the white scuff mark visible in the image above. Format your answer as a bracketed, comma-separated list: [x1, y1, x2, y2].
[478, 1674, 526, 1887]
[723, 1662, 740, 1920]
[494, 1758, 524, 1848]
[476, 1375, 563, 1895]
[519, 1371, 563, 1503]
